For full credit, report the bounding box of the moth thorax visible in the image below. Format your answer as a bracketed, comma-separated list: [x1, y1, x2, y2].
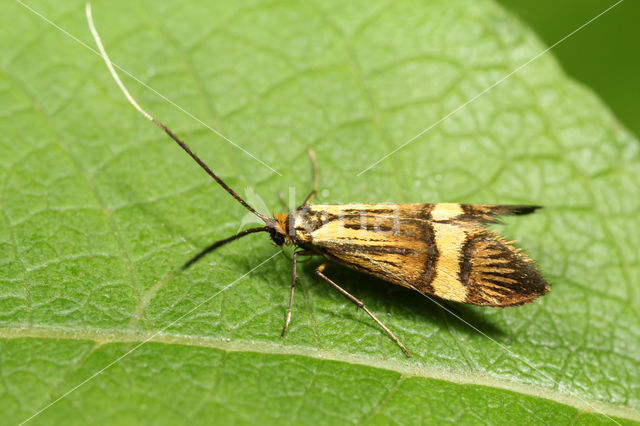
[287, 208, 316, 245]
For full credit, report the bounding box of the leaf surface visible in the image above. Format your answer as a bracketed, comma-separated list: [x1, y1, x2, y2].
[1, 0, 639, 424]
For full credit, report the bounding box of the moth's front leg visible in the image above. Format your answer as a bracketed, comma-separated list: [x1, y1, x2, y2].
[280, 251, 299, 337]
[277, 148, 319, 210]
[277, 191, 289, 209]
[281, 250, 313, 337]
[299, 147, 318, 207]
[314, 263, 411, 357]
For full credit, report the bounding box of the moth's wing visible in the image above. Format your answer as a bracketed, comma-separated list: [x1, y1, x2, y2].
[458, 204, 542, 223]
[421, 203, 550, 306]
[454, 230, 549, 307]
[299, 203, 549, 307]
[297, 204, 438, 292]
[425, 203, 550, 306]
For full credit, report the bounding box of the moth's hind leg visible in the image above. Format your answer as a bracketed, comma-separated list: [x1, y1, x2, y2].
[299, 147, 318, 207]
[315, 263, 411, 357]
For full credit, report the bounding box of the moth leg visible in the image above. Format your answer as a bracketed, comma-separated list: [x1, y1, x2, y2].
[277, 191, 288, 208]
[281, 250, 313, 337]
[300, 147, 319, 207]
[281, 251, 299, 337]
[315, 263, 411, 357]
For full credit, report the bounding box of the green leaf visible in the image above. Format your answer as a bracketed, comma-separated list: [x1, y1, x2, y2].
[1, 0, 638, 424]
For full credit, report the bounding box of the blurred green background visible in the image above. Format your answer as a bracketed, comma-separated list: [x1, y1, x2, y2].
[497, 0, 639, 138]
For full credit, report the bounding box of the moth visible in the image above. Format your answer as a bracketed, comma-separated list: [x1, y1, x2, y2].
[87, 5, 549, 357]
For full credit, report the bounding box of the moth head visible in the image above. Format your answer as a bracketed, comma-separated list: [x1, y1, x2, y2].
[267, 213, 289, 246]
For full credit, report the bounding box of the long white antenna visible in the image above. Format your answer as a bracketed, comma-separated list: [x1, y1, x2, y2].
[85, 3, 270, 221]
[86, 3, 152, 121]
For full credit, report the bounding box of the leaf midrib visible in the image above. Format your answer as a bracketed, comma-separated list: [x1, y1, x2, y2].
[1, 325, 637, 422]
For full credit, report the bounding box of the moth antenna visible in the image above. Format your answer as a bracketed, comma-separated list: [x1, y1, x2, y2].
[181, 226, 269, 270]
[86, 3, 269, 223]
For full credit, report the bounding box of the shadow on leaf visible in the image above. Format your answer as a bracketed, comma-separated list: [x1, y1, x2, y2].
[299, 260, 507, 342]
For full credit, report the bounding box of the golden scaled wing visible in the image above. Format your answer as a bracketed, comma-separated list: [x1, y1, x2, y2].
[292, 203, 549, 306]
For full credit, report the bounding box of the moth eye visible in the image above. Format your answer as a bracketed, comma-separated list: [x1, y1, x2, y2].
[272, 232, 285, 246]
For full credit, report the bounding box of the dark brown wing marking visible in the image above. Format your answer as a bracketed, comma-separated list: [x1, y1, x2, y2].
[459, 230, 549, 306]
